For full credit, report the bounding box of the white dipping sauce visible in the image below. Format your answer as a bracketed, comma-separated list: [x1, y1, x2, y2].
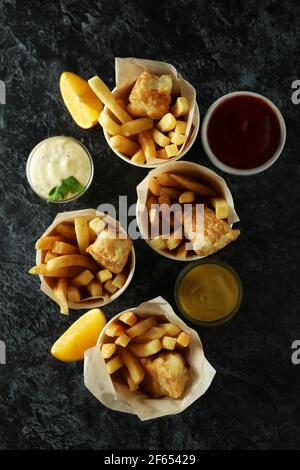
[28, 136, 92, 199]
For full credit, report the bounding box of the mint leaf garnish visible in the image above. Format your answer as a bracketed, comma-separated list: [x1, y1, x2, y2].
[48, 176, 84, 202]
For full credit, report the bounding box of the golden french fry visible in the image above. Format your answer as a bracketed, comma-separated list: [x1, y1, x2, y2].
[121, 118, 153, 137]
[119, 311, 138, 327]
[99, 111, 122, 136]
[55, 224, 76, 241]
[149, 236, 167, 251]
[168, 131, 185, 146]
[167, 231, 182, 251]
[179, 191, 196, 203]
[169, 173, 216, 197]
[35, 236, 65, 250]
[44, 251, 58, 263]
[101, 343, 116, 359]
[171, 97, 190, 117]
[67, 285, 81, 302]
[158, 194, 172, 206]
[118, 348, 145, 384]
[46, 254, 97, 272]
[162, 336, 177, 350]
[176, 331, 191, 349]
[53, 278, 69, 315]
[146, 194, 159, 211]
[104, 280, 118, 294]
[159, 323, 181, 337]
[157, 113, 176, 132]
[176, 243, 188, 259]
[160, 186, 183, 200]
[148, 177, 161, 197]
[110, 135, 139, 156]
[128, 339, 161, 358]
[152, 128, 171, 147]
[115, 332, 131, 348]
[116, 98, 126, 110]
[97, 269, 112, 284]
[29, 264, 83, 278]
[52, 241, 78, 255]
[106, 355, 124, 374]
[71, 269, 94, 287]
[156, 173, 183, 188]
[156, 148, 169, 160]
[112, 272, 127, 289]
[86, 280, 103, 297]
[175, 120, 187, 134]
[133, 326, 164, 343]
[131, 148, 146, 165]
[138, 130, 156, 161]
[126, 317, 157, 339]
[74, 216, 90, 255]
[165, 143, 178, 158]
[105, 323, 125, 337]
[122, 368, 139, 392]
[88, 76, 132, 123]
[89, 217, 106, 237]
[209, 197, 229, 219]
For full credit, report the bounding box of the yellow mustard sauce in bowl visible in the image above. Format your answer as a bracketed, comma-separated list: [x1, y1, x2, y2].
[175, 260, 243, 326]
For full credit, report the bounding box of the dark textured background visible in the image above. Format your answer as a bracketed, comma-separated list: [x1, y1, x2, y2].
[0, 0, 299, 450]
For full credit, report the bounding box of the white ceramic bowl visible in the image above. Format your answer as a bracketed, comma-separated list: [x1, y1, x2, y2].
[201, 91, 286, 176]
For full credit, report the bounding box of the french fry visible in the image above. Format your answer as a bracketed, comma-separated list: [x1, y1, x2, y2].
[115, 332, 131, 348]
[128, 339, 161, 358]
[52, 241, 78, 255]
[110, 135, 139, 156]
[121, 118, 153, 137]
[162, 336, 177, 350]
[118, 348, 145, 384]
[89, 217, 106, 237]
[133, 326, 164, 343]
[149, 236, 167, 251]
[176, 331, 191, 349]
[44, 251, 58, 263]
[35, 236, 65, 250]
[165, 143, 178, 158]
[176, 243, 188, 259]
[53, 278, 69, 315]
[112, 272, 127, 289]
[158, 194, 172, 206]
[88, 76, 132, 123]
[119, 311, 138, 327]
[167, 231, 182, 251]
[74, 216, 90, 255]
[179, 191, 196, 203]
[138, 131, 156, 160]
[97, 269, 112, 283]
[209, 197, 229, 219]
[159, 323, 181, 337]
[175, 120, 187, 134]
[126, 317, 157, 339]
[156, 173, 183, 188]
[101, 343, 116, 359]
[29, 264, 83, 278]
[160, 186, 183, 200]
[148, 177, 161, 197]
[116, 98, 126, 109]
[104, 280, 118, 294]
[71, 269, 94, 287]
[146, 193, 158, 211]
[67, 285, 81, 302]
[169, 174, 216, 197]
[99, 111, 122, 136]
[106, 355, 124, 374]
[156, 148, 169, 159]
[131, 148, 146, 165]
[86, 280, 103, 297]
[46, 254, 97, 272]
[122, 368, 139, 392]
[152, 128, 171, 147]
[105, 323, 125, 337]
[157, 113, 176, 132]
[171, 97, 190, 117]
[55, 224, 77, 241]
[168, 131, 185, 146]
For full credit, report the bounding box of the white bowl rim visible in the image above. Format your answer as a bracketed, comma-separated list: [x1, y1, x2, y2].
[201, 91, 286, 176]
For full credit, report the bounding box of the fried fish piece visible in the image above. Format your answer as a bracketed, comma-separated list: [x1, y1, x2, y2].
[184, 205, 240, 256]
[127, 71, 172, 120]
[141, 352, 190, 399]
[86, 228, 132, 274]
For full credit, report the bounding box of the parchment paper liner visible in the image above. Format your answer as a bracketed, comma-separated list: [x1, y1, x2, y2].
[103, 57, 200, 168]
[35, 209, 136, 310]
[84, 296, 216, 421]
[136, 161, 240, 261]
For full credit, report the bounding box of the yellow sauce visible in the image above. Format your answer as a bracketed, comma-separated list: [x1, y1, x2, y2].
[178, 263, 240, 322]
[28, 136, 91, 199]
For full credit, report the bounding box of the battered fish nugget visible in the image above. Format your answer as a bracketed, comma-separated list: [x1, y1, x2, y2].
[127, 71, 172, 120]
[141, 352, 190, 399]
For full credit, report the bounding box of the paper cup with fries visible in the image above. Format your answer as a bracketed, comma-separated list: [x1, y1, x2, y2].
[84, 296, 215, 421]
[89, 57, 199, 168]
[136, 161, 240, 261]
[29, 209, 135, 314]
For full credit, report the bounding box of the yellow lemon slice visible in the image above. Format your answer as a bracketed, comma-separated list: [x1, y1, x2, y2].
[51, 308, 106, 362]
[60, 72, 103, 129]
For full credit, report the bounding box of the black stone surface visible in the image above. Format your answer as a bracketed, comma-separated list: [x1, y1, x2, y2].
[0, 0, 299, 450]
